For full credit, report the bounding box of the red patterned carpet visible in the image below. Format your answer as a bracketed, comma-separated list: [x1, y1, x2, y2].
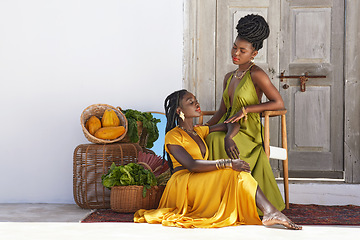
[81, 204, 360, 225]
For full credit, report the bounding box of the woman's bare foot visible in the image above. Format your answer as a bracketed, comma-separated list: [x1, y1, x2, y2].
[262, 211, 302, 230]
[255, 186, 302, 230]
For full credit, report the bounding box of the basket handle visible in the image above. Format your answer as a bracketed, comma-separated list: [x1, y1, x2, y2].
[153, 165, 163, 173]
[138, 162, 153, 173]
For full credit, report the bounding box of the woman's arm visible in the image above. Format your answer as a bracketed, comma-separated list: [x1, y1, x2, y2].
[208, 122, 241, 159]
[225, 67, 284, 123]
[247, 67, 284, 112]
[206, 101, 226, 126]
[167, 143, 250, 173]
[224, 123, 240, 159]
[205, 72, 233, 125]
[167, 144, 218, 172]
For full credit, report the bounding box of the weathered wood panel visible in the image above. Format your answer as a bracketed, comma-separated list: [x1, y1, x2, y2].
[294, 87, 330, 151]
[183, 0, 217, 114]
[344, 0, 360, 183]
[280, 0, 344, 176]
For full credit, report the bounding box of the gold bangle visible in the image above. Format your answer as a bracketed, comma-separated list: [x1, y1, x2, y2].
[242, 107, 248, 121]
[219, 159, 225, 169]
[224, 159, 232, 169]
[204, 122, 209, 126]
[215, 160, 220, 170]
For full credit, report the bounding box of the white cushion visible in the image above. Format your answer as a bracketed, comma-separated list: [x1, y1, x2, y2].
[269, 146, 287, 160]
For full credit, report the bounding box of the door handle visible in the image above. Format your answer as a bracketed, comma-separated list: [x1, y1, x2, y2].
[279, 71, 326, 92]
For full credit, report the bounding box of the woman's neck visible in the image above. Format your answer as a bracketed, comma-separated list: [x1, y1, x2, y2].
[179, 119, 194, 130]
[237, 61, 253, 71]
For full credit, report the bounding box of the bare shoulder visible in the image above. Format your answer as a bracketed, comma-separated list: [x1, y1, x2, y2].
[224, 71, 234, 82]
[222, 71, 235, 88]
[250, 65, 271, 85]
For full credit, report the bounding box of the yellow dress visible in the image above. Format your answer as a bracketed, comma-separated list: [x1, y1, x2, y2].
[134, 126, 262, 228]
[205, 71, 285, 213]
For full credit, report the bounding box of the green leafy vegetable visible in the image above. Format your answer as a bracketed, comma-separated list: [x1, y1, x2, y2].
[123, 109, 161, 148]
[101, 162, 158, 197]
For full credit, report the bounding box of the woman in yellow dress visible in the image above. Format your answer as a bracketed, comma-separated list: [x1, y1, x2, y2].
[205, 14, 285, 212]
[134, 90, 301, 230]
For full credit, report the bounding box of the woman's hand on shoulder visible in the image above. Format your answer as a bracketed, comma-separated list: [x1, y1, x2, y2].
[231, 158, 251, 173]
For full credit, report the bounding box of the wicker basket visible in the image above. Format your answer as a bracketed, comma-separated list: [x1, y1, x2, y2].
[110, 185, 165, 213]
[73, 143, 142, 209]
[81, 104, 128, 144]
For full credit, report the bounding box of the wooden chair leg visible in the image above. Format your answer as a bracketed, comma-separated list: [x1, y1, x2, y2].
[281, 114, 289, 209]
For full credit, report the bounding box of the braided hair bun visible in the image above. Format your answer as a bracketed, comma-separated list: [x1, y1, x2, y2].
[236, 14, 270, 51]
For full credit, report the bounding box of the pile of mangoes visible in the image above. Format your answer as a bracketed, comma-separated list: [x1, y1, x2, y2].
[85, 109, 125, 140]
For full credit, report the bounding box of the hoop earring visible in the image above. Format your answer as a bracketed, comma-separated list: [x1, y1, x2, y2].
[179, 111, 185, 121]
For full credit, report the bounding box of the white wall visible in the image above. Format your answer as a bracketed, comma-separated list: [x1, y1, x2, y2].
[0, 0, 183, 203]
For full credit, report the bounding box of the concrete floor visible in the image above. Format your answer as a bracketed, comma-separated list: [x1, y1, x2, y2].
[0, 204, 91, 222]
[0, 204, 359, 240]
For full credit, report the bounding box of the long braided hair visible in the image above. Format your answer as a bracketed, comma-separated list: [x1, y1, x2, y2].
[236, 14, 270, 51]
[163, 89, 188, 173]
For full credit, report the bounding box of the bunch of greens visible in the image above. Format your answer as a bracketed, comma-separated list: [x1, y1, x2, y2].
[101, 162, 157, 197]
[123, 109, 161, 148]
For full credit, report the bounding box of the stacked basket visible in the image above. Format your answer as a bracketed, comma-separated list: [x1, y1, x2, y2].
[74, 104, 165, 212]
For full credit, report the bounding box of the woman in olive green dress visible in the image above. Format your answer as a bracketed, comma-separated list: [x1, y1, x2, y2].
[205, 14, 285, 212]
[134, 90, 301, 230]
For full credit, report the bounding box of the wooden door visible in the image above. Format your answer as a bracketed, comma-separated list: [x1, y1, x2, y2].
[280, 0, 344, 178]
[184, 0, 345, 178]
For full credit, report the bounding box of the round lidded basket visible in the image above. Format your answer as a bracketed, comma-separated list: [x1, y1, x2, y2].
[81, 104, 128, 144]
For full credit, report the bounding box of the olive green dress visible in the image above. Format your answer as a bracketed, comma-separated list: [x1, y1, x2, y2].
[205, 70, 285, 213]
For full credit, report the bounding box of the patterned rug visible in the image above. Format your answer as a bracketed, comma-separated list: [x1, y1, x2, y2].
[81, 203, 360, 225]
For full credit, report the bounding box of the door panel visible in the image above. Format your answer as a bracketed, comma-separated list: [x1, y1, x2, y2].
[280, 0, 344, 177]
[291, 8, 331, 63]
[294, 87, 331, 152]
